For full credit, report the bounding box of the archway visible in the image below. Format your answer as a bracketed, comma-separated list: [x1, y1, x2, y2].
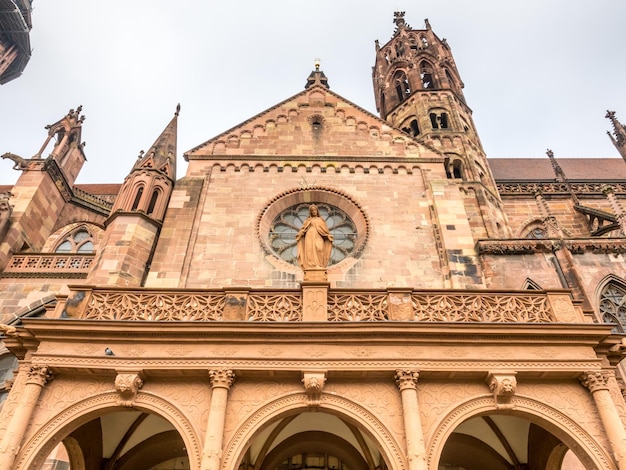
[42, 410, 189, 469]
[224, 394, 404, 470]
[14, 392, 202, 470]
[429, 397, 613, 470]
[438, 414, 585, 470]
[237, 412, 384, 470]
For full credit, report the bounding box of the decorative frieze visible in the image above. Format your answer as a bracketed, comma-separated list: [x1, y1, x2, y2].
[498, 181, 626, 196]
[478, 238, 626, 255]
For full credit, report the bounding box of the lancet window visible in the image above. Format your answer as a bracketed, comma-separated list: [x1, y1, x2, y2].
[599, 281, 626, 332]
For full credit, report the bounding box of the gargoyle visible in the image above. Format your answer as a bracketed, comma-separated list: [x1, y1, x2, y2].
[1, 152, 29, 170]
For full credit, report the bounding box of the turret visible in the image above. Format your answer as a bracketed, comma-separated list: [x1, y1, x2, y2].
[87, 106, 179, 287]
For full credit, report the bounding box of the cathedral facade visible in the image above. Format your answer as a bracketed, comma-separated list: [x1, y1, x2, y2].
[1, 12, 626, 470]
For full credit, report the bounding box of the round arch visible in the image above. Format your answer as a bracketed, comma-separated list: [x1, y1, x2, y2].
[427, 395, 615, 470]
[13, 391, 203, 470]
[222, 392, 406, 470]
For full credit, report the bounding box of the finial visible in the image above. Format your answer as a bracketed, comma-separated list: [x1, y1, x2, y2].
[424, 18, 431, 30]
[314, 58, 321, 72]
[546, 149, 554, 159]
[175, 103, 181, 116]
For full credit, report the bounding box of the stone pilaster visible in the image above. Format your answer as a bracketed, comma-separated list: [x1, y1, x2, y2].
[580, 371, 626, 469]
[0, 365, 52, 470]
[395, 370, 427, 470]
[201, 369, 235, 470]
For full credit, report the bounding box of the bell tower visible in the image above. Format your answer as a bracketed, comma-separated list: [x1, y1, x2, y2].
[372, 12, 508, 237]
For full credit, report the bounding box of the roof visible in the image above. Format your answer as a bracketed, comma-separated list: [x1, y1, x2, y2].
[488, 158, 626, 182]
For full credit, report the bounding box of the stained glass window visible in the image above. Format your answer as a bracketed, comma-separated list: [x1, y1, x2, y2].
[269, 203, 358, 266]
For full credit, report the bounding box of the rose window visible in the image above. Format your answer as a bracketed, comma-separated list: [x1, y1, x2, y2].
[269, 203, 357, 266]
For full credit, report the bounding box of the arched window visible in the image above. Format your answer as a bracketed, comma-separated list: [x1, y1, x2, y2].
[401, 119, 420, 137]
[54, 226, 95, 253]
[599, 281, 626, 333]
[419, 60, 435, 89]
[147, 189, 160, 215]
[131, 186, 144, 211]
[394, 71, 411, 102]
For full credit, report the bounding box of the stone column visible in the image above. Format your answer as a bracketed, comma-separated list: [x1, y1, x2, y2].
[201, 369, 235, 470]
[0, 365, 51, 470]
[395, 370, 427, 470]
[580, 371, 626, 469]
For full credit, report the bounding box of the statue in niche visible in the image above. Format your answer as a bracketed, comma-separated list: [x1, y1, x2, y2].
[296, 205, 334, 270]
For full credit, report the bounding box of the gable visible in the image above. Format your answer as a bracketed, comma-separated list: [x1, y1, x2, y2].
[185, 86, 441, 160]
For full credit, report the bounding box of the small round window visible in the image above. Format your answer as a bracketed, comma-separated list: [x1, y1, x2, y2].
[269, 203, 357, 266]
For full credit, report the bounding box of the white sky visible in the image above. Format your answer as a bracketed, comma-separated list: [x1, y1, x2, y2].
[1, 1, 626, 186]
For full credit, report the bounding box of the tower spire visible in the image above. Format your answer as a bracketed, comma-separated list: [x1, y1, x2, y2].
[133, 104, 179, 181]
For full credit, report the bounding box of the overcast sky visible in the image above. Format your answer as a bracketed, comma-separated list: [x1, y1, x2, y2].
[1, 1, 626, 186]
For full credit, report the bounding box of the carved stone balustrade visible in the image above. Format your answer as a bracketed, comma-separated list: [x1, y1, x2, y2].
[56, 286, 584, 324]
[497, 181, 626, 196]
[2, 253, 95, 278]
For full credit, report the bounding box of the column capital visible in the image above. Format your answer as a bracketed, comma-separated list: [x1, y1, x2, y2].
[26, 365, 52, 386]
[395, 369, 419, 391]
[580, 371, 610, 393]
[209, 369, 235, 389]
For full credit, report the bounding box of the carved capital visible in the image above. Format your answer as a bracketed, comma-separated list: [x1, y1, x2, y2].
[115, 372, 144, 407]
[302, 371, 326, 406]
[209, 369, 235, 389]
[487, 372, 517, 409]
[27, 365, 52, 386]
[395, 369, 419, 391]
[580, 371, 610, 393]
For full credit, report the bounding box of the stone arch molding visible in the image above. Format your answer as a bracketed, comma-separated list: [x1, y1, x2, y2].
[13, 391, 203, 470]
[222, 392, 406, 470]
[427, 394, 615, 470]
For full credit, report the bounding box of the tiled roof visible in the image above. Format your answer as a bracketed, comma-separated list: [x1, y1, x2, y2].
[488, 158, 626, 181]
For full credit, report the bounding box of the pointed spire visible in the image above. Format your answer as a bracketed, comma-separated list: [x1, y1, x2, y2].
[304, 59, 330, 89]
[606, 110, 626, 162]
[134, 104, 179, 180]
[547, 149, 579, 205]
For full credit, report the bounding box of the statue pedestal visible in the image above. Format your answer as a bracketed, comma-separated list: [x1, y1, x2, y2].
[301, 280, 329, 322]
[303, 268, 328, 282]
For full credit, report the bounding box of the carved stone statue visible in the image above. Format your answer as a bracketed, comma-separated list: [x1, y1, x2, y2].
[1, 152, 29, 170]
[296, 205, 334, 270]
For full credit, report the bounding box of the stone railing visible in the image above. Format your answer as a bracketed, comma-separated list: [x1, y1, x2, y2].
[3, 254, 94, 278]
[497, 182, 626, 196]
[58, 286, 584, 324]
